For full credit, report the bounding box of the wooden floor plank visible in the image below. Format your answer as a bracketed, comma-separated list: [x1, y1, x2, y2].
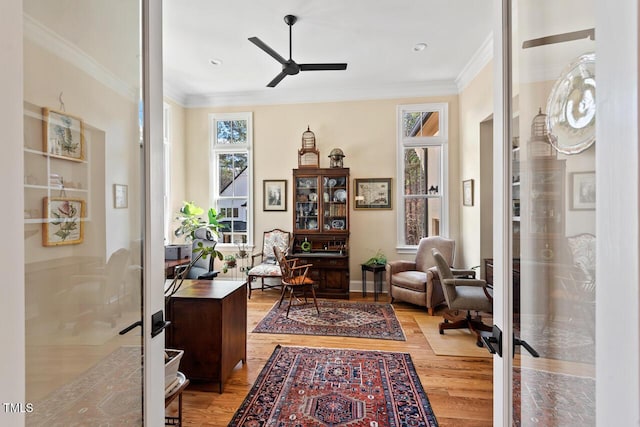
[178, 289, 494, 426]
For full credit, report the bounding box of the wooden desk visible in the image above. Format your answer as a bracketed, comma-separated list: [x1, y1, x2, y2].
[166, 280, 247, 393]
[165, 258, 190, 279]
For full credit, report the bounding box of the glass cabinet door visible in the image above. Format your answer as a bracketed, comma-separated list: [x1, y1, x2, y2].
[295, 176, 319, 231]
[322, 174, 348, 232]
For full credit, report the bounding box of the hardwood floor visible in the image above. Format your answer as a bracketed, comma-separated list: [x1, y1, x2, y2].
[172, 289, 494, 426]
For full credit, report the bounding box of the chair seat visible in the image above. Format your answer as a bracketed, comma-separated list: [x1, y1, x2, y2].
[288, 276, 314, 286]
[391, 271, 429, 292]
[247, 264, 281, 277]
[449, 286, 493, 313]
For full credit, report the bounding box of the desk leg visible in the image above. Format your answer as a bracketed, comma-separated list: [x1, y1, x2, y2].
[361, 266, 367, 297]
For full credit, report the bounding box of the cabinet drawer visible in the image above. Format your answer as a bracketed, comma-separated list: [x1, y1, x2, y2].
[308, 257, 348, 269]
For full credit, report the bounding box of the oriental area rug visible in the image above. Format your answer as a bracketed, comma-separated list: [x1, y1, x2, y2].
[252, 300, 406, 341]
[230, 345, 439, 426]
[28, 346, 142, 426]
[513, 367, 595, 426]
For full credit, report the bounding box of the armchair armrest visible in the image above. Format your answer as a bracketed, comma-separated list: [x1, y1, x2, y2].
[197, 270, 219, 280]
[451, 268, 476, 278]
[444, 278, 487, 287]
[387, 260, 417, 275]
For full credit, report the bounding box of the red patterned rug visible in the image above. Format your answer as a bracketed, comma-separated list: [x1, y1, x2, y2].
[252, 300, 406, 341]
[28, 346, 142, 426]
[230, 345, 438, 426]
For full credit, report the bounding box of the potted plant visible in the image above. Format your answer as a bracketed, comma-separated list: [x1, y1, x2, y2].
[222, 254, 237, 273]
[364, 249, 387, 266]
[164, 201, 226, 302]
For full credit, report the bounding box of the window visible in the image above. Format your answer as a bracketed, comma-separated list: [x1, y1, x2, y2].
[210, 112, 252, 245]
[396, 103, 448, 249]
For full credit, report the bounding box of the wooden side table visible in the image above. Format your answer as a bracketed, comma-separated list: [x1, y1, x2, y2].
[165, 376, 190, 426]
[361, 264, 386, 301]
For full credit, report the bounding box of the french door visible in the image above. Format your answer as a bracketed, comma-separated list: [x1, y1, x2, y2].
[20, 0, 165, 425]
[493, 0, 640, 425]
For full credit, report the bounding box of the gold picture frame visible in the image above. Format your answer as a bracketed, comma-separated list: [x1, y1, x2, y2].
[42, 108, 85, 162]
[42, 197, 85, 246]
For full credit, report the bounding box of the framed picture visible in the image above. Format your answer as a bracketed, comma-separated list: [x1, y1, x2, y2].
[42, 197, 85, 246]
[42, 108, 85, 162]
[570, 171, 595, 210]
[113, 184, 128, 209]
[354, 178, 392, 209]
[463, 179, 474, 206]
[264, 180, 287, 211]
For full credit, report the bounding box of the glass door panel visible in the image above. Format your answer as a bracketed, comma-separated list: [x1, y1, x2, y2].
[511, 0, 596, 425]
[322, 174, 348, 231]
[295, 176, 319, 231]
[23, 0, 144, 424]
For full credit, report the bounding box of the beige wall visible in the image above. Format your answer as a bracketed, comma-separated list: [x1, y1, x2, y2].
[458, 62, 494, 269]
[166, 98, 187, 239]
[170, 95, 461, 281]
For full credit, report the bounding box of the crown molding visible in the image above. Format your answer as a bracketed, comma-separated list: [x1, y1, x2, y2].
[23, 13, 137, 101]
[182, 80, 459, 108]
[455, 33, 494, 92]
[163, 82, 188, 107]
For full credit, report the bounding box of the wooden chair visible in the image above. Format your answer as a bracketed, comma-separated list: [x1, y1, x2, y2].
[246, 229, 292, 298]
[274, 246, 319, 318]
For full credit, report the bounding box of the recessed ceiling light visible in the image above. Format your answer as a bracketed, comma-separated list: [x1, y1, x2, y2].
[209, 58, 223, 66]
[413, 43, 428, 52]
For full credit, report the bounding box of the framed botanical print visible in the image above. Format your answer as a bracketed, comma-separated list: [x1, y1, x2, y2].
[42, 108, 85, 162]
[42, 197, 85, 246]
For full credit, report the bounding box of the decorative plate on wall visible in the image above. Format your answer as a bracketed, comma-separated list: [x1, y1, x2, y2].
[545, 52, 596, 155]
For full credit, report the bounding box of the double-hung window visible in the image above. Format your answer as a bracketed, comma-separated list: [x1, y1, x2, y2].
[396, 103, 448, 249]
[210, 112, 253, 246]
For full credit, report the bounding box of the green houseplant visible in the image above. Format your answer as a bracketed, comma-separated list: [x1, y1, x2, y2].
[165, 201, 226, 302]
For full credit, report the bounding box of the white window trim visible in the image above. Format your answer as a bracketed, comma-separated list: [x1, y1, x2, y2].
[395, 102, 449, 253]
[209, 112, 253, 248]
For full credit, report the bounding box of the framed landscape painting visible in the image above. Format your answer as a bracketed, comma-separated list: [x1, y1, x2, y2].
[42, 197, 85, 246]
[354, 178, 392, 209]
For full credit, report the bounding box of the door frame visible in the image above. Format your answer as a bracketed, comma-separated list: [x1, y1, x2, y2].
[492, 0, 640, 425]
[142, 0, 167, 425]
[0, 0, 166, 425]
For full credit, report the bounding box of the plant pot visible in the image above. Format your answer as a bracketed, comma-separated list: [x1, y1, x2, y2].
[164, 349, 184, 391]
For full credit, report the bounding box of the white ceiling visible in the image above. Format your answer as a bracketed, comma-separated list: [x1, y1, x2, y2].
[163, 0, 494, 107]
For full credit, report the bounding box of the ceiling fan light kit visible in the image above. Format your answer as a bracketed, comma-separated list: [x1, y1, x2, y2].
[248, 14, 348, 87]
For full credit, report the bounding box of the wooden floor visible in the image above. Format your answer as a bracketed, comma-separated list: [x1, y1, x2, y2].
[175, 290, 494, 426]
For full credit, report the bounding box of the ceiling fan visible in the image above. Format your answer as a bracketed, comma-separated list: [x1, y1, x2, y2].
[248, 14, 348, 88]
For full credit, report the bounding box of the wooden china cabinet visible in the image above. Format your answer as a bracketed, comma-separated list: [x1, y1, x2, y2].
[292, 167, 350, 299]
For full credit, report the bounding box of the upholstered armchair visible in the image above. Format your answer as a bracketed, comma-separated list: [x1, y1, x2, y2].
[387, 236, 455, 315]
[247, 228, 292, 298]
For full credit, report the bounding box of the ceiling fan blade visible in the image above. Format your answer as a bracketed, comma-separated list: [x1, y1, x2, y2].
[267, 71, 288, 87]
[299, 63, 348, 71]
[248, 37, 287, 64]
